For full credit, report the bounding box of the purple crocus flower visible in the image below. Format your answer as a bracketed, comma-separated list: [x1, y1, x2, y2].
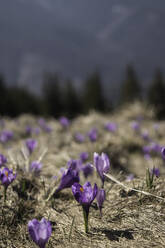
[74, 133, 85, 143]
[96, 188, 106, 217]
[0, 167, 16, 202]
[0, 167, 16, 189]
[79, 152, 89, 162]
[88, 128, 98, 142]
[55, 164, 80, 194]
[28, 218, 52, 248]
[0, 154, 7, 167]
[94, 152, 110, 187]
[26, 139, 38, 154]
[105, 122, 117, 132]
[81, 163, 93, 178]
[151, 168, 160, 177]
[59, 116, 70, 129]
[161, 147, 165, 159]
[72, 182, 98, 233]
[30, 161, 42, 175]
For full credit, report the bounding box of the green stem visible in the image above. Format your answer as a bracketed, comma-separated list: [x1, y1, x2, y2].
[82, 207, 89, 233]
[4, 187, 7, 203]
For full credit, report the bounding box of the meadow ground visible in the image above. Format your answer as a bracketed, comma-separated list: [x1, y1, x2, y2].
[0, 102, 165, 248]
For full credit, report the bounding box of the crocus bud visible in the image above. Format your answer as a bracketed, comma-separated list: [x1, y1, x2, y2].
[94, 152, 110, 187]
[96, 188, 105, 216]
[28, 218, 52, 248]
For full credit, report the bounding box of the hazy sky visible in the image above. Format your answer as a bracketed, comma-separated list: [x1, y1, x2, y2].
[0, 0, 165, 96]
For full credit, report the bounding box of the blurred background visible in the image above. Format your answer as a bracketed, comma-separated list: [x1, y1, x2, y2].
[0, 0, 165, 119]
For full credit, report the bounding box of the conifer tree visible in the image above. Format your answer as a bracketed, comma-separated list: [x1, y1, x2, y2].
[147, 69, 165, 119]
[120, 65, 141, 104]
[83, 71, 106, 113]
[63, 80, 82, 118]
[42, 73, 63, 117]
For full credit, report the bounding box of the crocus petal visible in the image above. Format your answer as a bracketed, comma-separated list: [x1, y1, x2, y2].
[28, 218, 52, 248]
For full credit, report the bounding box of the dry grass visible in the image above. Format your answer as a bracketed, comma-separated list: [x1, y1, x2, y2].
[0, 102, 165, 247]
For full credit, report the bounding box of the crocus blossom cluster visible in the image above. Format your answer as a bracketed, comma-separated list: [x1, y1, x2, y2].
[28, 218, 52, 248]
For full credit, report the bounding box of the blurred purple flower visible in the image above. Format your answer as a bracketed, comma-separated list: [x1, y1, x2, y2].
[34, 127, 41, 135]
[72, 182, 97, 232]
[151, 167, 160, 177]
[74, 133, 85, 143]
[131, 121, 140, 131]
[30, 161, 42, 175]
[141, 131, 150, 141]
[150, 142, 162, 153]
[143, 145, 152, 154]
[0, 154, 7, 167]
[153, 123, 159, 131]
[67, 159, 82, 171]
[0, 130, 13, 143]
[94, 152, 110, 187]
[38, 118, 52, 133]
[26, 139, 38, 154]
[144, 154, 151, 160]
[55, 163, 80, 194]
[0, 167, 16, 189]
[59, 116, 70, 129]
[25, 125, 33, 136]
[161, 147, 165, 159]
[105, 122, 117, 133]
[28, 218, 52, 248]
[96, 188, 105, 216]
[126, 174, 134, 181]
[88, 128, 98, 142]
[79, 152, 89, 162]
[81, 163, 93, 178]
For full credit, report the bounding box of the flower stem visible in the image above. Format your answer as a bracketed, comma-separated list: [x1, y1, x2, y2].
[82, 207, 89, 233]
[4, 187, 7, 203]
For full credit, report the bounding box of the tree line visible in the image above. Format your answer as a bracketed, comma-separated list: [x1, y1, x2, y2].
[0, 65, 165, 119]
